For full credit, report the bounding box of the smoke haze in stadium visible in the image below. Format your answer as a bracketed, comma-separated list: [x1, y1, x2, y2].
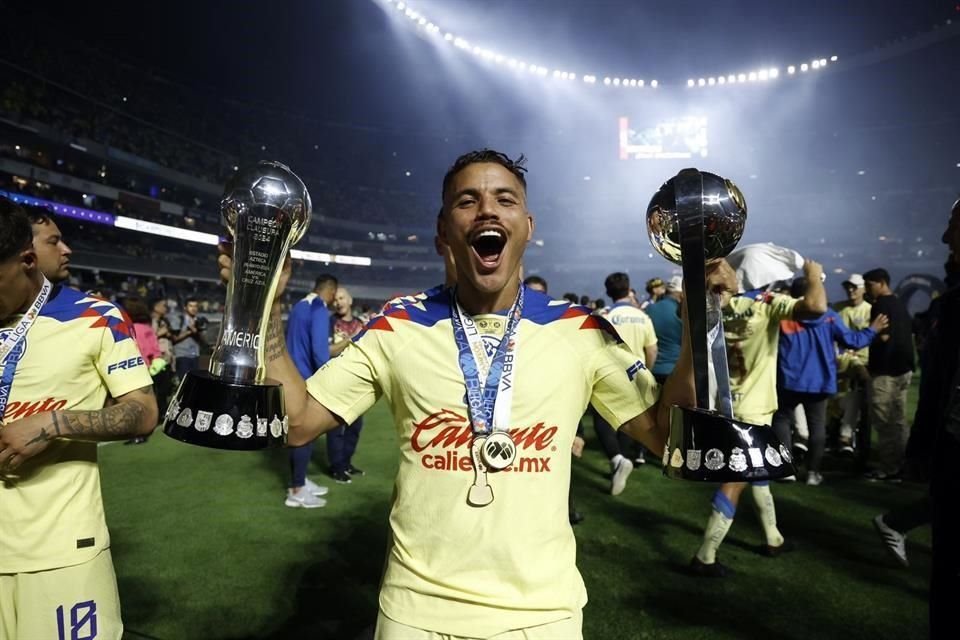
[21, 0, 960, 295]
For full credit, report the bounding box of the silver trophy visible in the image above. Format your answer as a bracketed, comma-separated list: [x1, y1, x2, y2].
[163, 161, 311, 450]
[647, 169, 795, 481]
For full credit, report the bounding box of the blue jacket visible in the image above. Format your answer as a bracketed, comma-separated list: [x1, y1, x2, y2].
[285, 294, 331, 379]
[777, 308, 876, 394]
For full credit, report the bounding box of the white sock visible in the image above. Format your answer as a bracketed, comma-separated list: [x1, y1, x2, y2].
[751, 484, 784, 547]
[696, 509, 734, 564]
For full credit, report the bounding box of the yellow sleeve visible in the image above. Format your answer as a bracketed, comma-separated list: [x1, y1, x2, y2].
[768, 293, 799, 322]
[305, 334, 386, 424]
[589, 341, 659, 428]
[95, 323, 153, 398]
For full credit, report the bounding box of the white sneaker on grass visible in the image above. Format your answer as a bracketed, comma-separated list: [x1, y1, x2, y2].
[806, 471, 823, 486]
[873, 515, 909, 567]
[611, 458, 634, 496]
[304, 477, 329, 497]
[285, 490, 327, 509]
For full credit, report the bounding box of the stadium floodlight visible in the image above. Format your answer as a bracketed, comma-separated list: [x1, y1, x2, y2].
[830, 55, 838, 62]
[737, 73, 747, 82]
[417, 17, 426, 26]
[637, 79, 644, 87]
[811, 60, 820, 69]
[444, 32, 453, 41]
[769, 67, 779, 78]
[801, 63, 809, 72]
[687, 79, 695, 87]
[819, 58, 827, 66]
[787, 65, 795, 74]
[748, 71, 757, 81]
[650, 80, 658, 88]
[396, 1, 405, 8]
[613, 77, 621, 85]
[726, 74, 735, 83]
[553, 69, 562, 78]
[569, 73, 577, 81]
[708, 77, 716, 85]
[758, 69, 768, 81]
[697, 78, 705, 86]
[718, 76, 726, 85]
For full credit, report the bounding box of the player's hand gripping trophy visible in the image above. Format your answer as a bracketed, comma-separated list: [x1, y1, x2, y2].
[162, 161, 311, 450]
[647, 169, 795, 480]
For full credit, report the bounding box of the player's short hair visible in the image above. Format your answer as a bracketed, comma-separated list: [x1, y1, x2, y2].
[0, 197, 33, 262]
[523, 275, 548, 292]
[184, 297, 200, 306]
[22, 203, 55, 227]
[315, 274, 338, 291]
[562, 292, 579, 304]
[605, 272, 631, 300]
[862, 268, 891, 286]
[441, 149, 528, 205]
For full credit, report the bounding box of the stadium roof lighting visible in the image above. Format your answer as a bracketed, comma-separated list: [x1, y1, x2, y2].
[383, 2, 838, 89]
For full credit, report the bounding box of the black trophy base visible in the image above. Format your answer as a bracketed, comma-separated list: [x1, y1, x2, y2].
[662, 406, 796, 482]
[162, 370, 286, 450]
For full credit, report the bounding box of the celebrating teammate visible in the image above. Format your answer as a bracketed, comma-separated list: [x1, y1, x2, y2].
[218, 150, 736, 638]
[0, 198, 159, 639]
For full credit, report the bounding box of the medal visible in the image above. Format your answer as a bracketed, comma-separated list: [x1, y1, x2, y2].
[481, 431, 516, 470]
[450, 284, 526, 506]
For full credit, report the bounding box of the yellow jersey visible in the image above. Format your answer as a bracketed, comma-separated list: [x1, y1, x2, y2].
[834, 299, 872, 367]
[603, 302, 658, 365]
[723, 291, 798, 420]
[0, 286, 151, 573]
[306, 287, 658, 636]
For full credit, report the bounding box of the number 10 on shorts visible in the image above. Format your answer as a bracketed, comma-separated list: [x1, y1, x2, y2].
[56, 601, 98, 640]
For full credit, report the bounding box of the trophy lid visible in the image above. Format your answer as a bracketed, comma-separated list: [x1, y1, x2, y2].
[221, 161, 312, 244]
[646, 170, 747, 266]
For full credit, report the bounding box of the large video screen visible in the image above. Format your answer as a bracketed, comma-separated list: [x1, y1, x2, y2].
[618, 116, 708, 159]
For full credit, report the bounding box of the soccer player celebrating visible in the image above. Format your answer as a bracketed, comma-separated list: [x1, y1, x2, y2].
[690, 256, 828, 577]
[0, 198, 158, 639]
[218, 150, 736, 638]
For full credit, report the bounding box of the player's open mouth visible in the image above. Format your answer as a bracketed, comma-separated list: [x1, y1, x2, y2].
[470, 228, 507, 271]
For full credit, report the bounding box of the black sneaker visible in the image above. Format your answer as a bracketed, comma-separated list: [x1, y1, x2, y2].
[688, 556, 729, 578]
[332, 470, 352, 484]
[346, 464, 365, 477]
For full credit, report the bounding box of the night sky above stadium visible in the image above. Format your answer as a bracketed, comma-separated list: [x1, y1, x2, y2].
[21, 0, 959, 129]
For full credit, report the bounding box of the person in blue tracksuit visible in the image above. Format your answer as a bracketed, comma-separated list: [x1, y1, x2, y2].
[772, 276, 889, 485]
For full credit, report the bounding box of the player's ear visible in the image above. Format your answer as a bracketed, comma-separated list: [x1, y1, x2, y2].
[20, 246, 37, 271]
[525, 212, 535, 242]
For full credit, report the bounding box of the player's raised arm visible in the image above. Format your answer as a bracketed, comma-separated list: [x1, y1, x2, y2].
[217, 242, 341, 444]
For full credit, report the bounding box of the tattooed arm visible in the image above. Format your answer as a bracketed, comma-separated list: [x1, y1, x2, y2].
[0, 386, 158, 471]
